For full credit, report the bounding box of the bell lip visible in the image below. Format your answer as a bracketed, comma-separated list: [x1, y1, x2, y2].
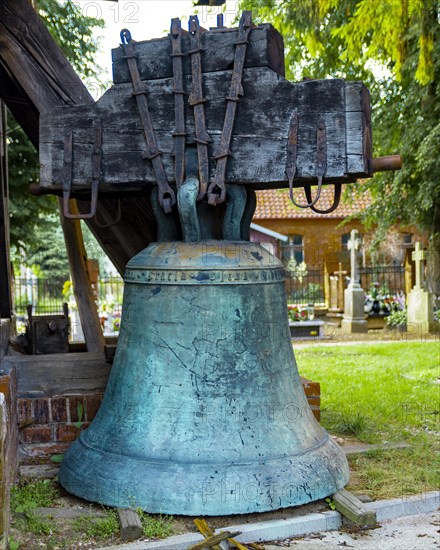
[58, 434, 349, 516]
[125, 240, 284, 274]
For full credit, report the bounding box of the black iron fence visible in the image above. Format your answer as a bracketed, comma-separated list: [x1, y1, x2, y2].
[13, 277, 65, 316]
[359, 265, 406, 296]
[13, 265, 407, 316]
[285, 269, 325, 306]
[13, 276, 125, 317]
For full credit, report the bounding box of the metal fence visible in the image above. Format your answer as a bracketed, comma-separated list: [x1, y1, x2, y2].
[285, 269, 325, 306]
[13, 265, 407, 317]
[13, 276, 125, 317]
[359, 265, 406, 296]
[13, 277, 66, 316]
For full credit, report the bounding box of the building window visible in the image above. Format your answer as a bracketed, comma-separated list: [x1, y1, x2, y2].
[282, 234, 304, 265]
[402, 233, 413, 247]
[341, 233, 350, 249]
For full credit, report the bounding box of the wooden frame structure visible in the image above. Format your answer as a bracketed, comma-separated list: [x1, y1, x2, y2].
[0, 100, 11, 320]
[0, 0, 153, 350]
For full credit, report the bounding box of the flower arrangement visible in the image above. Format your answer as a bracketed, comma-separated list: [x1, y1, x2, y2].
[364, 282, 406, 315]
[112, 313, 121, 332]
[287, 304, 314, 322]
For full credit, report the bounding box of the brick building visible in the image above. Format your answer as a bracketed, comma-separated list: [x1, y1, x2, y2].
[251, 188, 425, 267]
[250, 188, 426, 303]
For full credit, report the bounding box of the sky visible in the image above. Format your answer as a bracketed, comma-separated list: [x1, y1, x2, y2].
[80, 0, 243, 97]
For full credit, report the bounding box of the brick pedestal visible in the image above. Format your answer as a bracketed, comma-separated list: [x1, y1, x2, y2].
[18, 393, 103, 464]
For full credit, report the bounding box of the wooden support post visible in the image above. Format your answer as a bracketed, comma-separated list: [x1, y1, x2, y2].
[59, 199, 105, 353]
[117, 509, 143, 542]
[0, 394, 8, 550]
[0, 101, 12, 319]
[332, 488, 377, 526]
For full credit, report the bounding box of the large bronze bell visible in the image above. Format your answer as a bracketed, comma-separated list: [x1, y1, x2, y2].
[59, 176, 349, 515]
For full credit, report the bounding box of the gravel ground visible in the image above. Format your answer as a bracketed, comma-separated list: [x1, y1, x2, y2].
[265, 511, 440, 550]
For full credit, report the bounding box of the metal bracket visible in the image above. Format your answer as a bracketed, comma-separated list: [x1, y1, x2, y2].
[62, 126, 100, 220]
[306, 182, 342, 214]
[286, 109, 298, 203]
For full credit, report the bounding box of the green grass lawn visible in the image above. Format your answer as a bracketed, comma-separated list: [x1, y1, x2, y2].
[295, 341, 440, 499]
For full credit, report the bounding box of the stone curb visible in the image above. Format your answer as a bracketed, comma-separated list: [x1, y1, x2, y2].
[95, 491, 440, 550]
[365, 491, 440, 522]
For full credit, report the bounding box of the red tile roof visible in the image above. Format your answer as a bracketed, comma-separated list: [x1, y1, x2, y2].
[253, 187, 371, 220]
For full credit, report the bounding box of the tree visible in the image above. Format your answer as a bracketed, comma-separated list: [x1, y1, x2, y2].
[239, 0, 440, 292]
[7, 0, 105, 270]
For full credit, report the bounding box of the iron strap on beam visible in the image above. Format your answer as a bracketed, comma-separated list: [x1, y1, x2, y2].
[62, 126, 100, 219]
[170, 18, 186, 190]
[188, 15, 211, 201]
[207, 10, 252, 206]
[121, 29, 176, 213]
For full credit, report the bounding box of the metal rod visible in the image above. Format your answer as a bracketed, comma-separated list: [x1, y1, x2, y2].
[369, 155, 402, 172]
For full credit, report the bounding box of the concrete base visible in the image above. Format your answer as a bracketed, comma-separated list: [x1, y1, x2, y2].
[95, 491, 440, 549]
[325, 312, 343, 328]
[366, 315, 388, 330]
[341, 318, 368, 334]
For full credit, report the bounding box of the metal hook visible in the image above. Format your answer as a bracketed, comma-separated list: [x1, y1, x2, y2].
[289, 179, 323, 209]
[94, 199, 122, 228]
[306, 182, 342, 214]
[120, 29, 132, 45]
[62, 126, 100, 220]
[287, 116, 326, 209]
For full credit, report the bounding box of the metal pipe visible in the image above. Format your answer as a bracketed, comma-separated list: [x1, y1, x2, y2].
[369, 155, 402, 173]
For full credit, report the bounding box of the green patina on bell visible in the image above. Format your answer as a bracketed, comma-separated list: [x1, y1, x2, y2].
[58, 131, 350, 514]
[59, 177, 349, 514]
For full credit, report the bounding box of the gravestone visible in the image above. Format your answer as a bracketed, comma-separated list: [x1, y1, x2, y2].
[329, 276, 339, 311]
[341, 229, 367, 333]
[407, 242, 435, 333]
[334, 262, 348, 311]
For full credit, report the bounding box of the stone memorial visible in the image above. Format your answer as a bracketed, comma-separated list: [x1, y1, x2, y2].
[407, 242, 436, 333]
[341, 229, 367, 333]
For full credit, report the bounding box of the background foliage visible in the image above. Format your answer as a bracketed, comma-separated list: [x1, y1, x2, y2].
[7, 0, 105, 278]
[239, 0, 440, 291]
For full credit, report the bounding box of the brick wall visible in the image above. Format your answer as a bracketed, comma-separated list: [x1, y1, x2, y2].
[301, 377, 320, 422]
[0, 364, 18, 549]
[0, 365, 18, 477]
[17, 379, 320, 464]
[18, 393, 103, 464]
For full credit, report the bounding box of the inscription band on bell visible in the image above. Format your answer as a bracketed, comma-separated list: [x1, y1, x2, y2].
[124, 267, 286, 285]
